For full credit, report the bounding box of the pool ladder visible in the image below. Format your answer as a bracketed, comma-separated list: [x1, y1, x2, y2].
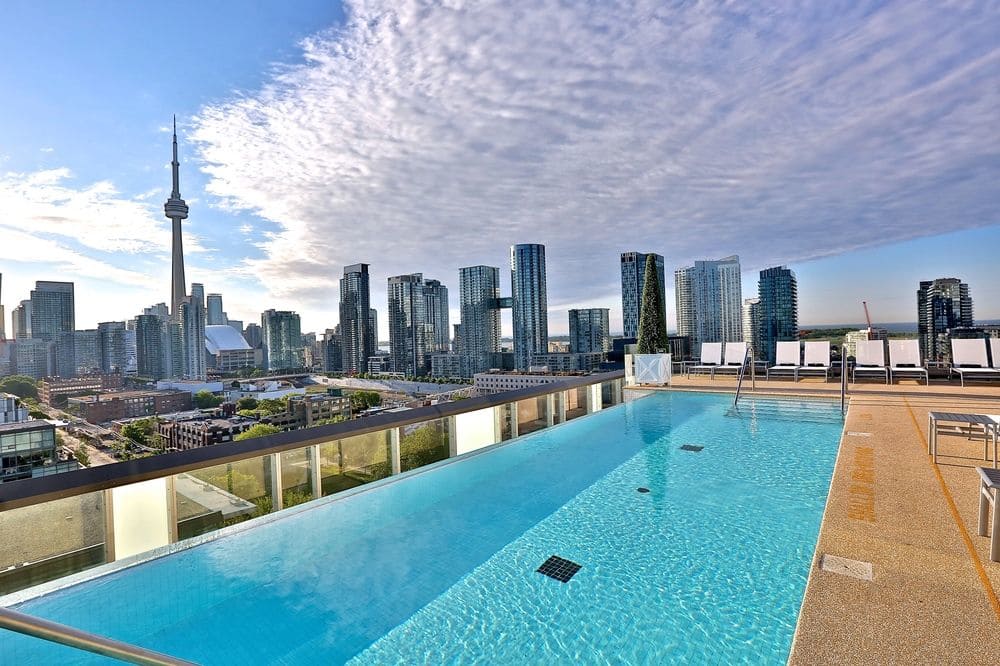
[733, 346, 755, 406]
[0, 606, 193, 665]
[734, 344, 849, 415]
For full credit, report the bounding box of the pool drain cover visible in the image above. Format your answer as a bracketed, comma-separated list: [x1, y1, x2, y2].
[637, 487, 650, 493]
[680, 444, 704, 452]
[537, 555, 582, 583]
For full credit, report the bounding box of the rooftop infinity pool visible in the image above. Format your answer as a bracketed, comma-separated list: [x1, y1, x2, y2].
[3, 391, 844, 664]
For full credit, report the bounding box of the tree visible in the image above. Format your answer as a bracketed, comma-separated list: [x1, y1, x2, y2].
[636, 256, 669, 354]
[313, 415, 347, 427]
[0, 375, 38, 400]
[349, 390, 381, 412]
[74, 446, 91, 467]
[234, 423, 281, 441]
[194, 390, 224, 409]
[236, 396, 258, 411]
[256, 398, 287, 416]
[120, 422, 149, 447]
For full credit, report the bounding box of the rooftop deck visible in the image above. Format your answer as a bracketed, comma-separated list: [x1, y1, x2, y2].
[662, 375, 1000, 663]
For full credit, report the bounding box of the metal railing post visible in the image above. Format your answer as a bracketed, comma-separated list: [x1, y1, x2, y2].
[841, 344, 848, 414]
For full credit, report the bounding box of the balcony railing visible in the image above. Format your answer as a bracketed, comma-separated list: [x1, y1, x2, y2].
[0, 372, 624, 600]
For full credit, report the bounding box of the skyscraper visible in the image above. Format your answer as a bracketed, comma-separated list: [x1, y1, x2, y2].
[758, 267, 798, 364]
[261, 310, 304, 371]
[165, 116, 190, 322]
[243, 323, 263, 349]
[189, 283, 205, 312]
[73, 329, 101, 375]
[742, 297, 762, 361]
[388, 274, 430, 376]
[675, 255, 743, 351]
[134, 314, 166, 379]
[569, 308, 611, 354]
[322, 328, 343, 373]
[368, 309, 378, 346]
[423, 279, 450, 353]
[179, 298, 207, 380]
[206, 293, 226, 325]
[918, 278, 973, 362]
[98, 321, 129, 374]
[340, 264, 374, 374]
[12, 300, 31, 340]
[620, 252, 666, 339]
[29, 281, 74, 342]
[511, 244, 548, 370]
[459, 266, 501, 374]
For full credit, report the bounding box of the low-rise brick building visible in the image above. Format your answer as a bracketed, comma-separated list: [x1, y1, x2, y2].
[157, 416, 255, 451]
[265, 393, 351, 431]
[38, 374, 123, 408]
[68, 390, 193, 424]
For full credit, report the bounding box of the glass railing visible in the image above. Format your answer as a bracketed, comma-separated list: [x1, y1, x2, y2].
[0, 372, 624, 600]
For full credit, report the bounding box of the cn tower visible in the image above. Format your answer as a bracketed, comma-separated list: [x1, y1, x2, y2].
[165, 115, 189, 321]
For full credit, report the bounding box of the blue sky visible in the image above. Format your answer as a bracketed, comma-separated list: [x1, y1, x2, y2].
[2, 1, 997, 337]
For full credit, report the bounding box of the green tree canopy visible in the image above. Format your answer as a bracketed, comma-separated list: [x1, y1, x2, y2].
[0, 375, 38, 400]
[349, 390, 381, 412]
[120, 422, 149, 447]
[636, 255, 669, 354]
[256, 398, 287, 416]
[234, 423, 282, 441]
[236, 396, 258, 411]
[194, 390, 224, 409]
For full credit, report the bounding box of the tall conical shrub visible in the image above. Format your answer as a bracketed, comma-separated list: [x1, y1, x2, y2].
[636, 256, 668, 354]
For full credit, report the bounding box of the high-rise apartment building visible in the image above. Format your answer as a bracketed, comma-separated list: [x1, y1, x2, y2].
[14, 339, 51, 379]
[98, 321, 129, 374]
[340, 264, 374, 374]
[511, 244, 548, 370]
[758, 267, 798, 363]
[741, 298, 762, 361]
[459, 266, 501, 375]
[29, 281, 74, 342]
[917, 278, 973, 362]
[261, 309, 304, 371]
[322, 328, 343, 373]
[179, 298, 207, 380]
[73, 330, 101, 376]
[675, 255, 742, 351]
[368, 309, 378, 346]
[388, 274, 430, 376]
[243, 323, 262, 349]
[569, 308, 610, 354]
[12, 300, 30, 340]
[206, 293, 226, 326]
[620, 252, 666, 339]
[189, 283, 205, 313]
[135, 314, 167, 379]
[423, 279, 450, 353]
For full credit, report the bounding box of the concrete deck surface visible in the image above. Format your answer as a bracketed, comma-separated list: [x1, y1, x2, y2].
[644, 376, 1000, 663]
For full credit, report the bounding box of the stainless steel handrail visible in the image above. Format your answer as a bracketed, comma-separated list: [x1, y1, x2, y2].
[0, 606, 195, 665]
[733, 346, 753, 406]
[840, 344, 848, 414]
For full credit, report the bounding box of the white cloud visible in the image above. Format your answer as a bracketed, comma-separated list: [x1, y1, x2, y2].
[39, 147, 54, 153]
[191, 0, 999, 330]
[0, 168, 204, 255]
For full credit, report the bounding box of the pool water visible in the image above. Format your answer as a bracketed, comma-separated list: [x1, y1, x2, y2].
[3, 392, 843, 664]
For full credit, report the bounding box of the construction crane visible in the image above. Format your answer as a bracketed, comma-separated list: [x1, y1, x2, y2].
[862, 301, 874, 340]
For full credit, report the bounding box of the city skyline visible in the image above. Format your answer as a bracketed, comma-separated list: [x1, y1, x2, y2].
[1, 2, 998, 335]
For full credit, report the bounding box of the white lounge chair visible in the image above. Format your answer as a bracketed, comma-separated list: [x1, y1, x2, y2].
[687, 342, 723, 379]
[888, 340, 928, 385]
[951, 339, 1000, 387]
[767, 341, 801, 381]
[714, 342, 748, 378]
[799, 341, 831, 381]
[853, 340, 888, 384]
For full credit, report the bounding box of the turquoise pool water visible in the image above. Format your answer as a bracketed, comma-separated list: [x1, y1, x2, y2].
[3, 392, 843, 664]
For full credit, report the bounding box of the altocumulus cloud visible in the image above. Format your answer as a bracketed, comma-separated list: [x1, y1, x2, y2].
[192, 0, 999, 316]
